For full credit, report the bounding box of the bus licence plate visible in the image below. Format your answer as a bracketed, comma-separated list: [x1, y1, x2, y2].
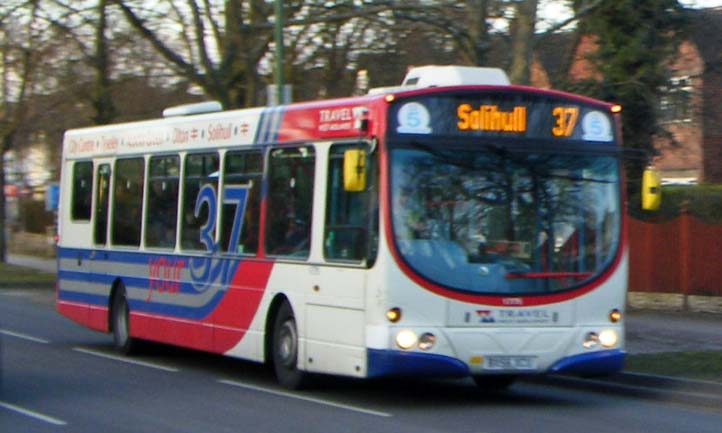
[483, 355, 537, 371]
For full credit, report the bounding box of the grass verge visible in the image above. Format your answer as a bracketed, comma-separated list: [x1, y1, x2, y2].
[625, 351, 722, 383]
[0, 262, 55, 287]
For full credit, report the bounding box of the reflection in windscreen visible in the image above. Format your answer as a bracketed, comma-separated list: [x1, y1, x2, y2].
[390, 146, 620, 294]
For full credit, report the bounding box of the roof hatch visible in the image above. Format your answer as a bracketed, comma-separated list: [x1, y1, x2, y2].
[368, 65, 510, 95]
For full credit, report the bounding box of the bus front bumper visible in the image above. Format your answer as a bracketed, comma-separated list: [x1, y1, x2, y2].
[366, 348, 625, 379]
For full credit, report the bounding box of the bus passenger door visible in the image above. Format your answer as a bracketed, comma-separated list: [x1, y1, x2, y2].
[306, 267, 367, 376]
[88, 161, 113, 330]
[304, 143, 377, 378]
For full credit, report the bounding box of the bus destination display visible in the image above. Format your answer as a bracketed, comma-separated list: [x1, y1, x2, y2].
[390, 93, 615, 143]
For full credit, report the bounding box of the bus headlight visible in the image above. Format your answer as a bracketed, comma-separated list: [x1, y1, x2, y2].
[599, 329, 618, 348]
[418, 333, 436, 351]
[395, 330, 417, 350]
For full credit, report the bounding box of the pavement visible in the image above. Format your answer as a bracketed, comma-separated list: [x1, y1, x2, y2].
[6, 253, 57, 274]
[626, 309, 722, 354]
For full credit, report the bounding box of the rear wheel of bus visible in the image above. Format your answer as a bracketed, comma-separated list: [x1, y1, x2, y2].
[272, 302, 308, 389]
[111, 283, 137, 354]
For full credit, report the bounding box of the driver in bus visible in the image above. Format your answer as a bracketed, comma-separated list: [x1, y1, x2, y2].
[393, 186, 429, 239]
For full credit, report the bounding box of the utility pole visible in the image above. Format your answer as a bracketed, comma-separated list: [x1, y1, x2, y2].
[274, 0, 284, 105]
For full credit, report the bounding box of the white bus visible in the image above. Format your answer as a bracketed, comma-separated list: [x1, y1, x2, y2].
[57, 66, 630, 389]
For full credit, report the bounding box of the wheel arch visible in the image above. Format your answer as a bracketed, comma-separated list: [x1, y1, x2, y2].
[107, 277, 126, 333]
[264, 293, 291, 364]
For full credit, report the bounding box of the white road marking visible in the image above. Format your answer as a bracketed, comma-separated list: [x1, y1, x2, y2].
[72, 347, 179, 372]
[218, 379, 392, 418]
[0, 401, 67, 426]
[0, 329, 50, 344]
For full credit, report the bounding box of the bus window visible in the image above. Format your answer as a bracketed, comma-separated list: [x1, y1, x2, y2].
[221, 150, 262, 255]
[265, 146, 315, 257]
[112, 158, 145, 247]
[94, 164, 111, 245]
[146, 155, 180, 249]
[181, 153, 219, 251]
[71, 161, 93, 221]
[324, 144, 377, 262]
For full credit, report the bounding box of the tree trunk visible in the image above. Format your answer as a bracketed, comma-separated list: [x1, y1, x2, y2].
[0, 147, 7, 263]
[509, 0, 539, 85]
[92, 0, 116, 125]
[465, 0, 491, 66]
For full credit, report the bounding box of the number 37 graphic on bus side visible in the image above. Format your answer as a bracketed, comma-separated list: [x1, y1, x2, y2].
[190, 183, 250, 292]
[195, 183, 249, 254]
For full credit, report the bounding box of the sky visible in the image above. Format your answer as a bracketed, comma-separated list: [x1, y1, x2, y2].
[679, 0, 722, 6]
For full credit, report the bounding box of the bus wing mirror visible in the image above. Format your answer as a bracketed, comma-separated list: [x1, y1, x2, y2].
[343, 149, 366, 192]
[641, 167, 661, 211]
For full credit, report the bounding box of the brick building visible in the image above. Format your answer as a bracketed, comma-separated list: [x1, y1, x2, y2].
[654, 7, 722, 184]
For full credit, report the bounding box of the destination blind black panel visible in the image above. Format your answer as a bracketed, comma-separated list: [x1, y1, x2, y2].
[387, 92, 618, 144]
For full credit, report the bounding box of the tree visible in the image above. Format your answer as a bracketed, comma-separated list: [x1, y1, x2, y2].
[110, 0, 285, 108]
[0, 0, 46, 262]
[508, 0, 538, 84]
[568, 0, 686, 201]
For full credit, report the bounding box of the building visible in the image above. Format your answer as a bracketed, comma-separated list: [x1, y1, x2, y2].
[534, 7, 722, 185]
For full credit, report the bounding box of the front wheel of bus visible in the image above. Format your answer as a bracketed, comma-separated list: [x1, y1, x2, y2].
[111, 285, 137, 355]
[272, 302, 308, 389]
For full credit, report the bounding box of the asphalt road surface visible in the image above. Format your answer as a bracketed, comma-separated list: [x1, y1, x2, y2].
[2, 289, 722, 433]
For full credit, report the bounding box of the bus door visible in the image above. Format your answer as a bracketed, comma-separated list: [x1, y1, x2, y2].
[89, 160, 113, 288]
[306, 143, 377, 377]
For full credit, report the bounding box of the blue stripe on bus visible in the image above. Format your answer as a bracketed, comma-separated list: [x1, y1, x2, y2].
[57, 288, 108, 307]
[254, 106, 284, 144]
[255, 108, 270, 143]
[57, 247, 238, 320]
[58, 269, 116, 285]
[57, 247, 154, 265]
[366, 349, 469, 378]
[547, 349, 625, 376]
[127, 290, 226, 320]
[59, 267, 219, 298]
[58, 278, 228, 320]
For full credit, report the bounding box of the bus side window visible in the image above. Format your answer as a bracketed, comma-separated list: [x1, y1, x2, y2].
[146, 155, 180, 249]
[265, 146, 315, 258]
[221, 150, 262, 255]
[181, 153, 219, 251]
[112, 158, 145, 247]
[324, 144, 377, 263]
[94, 164, 111, 245]
[71, 161, 93, 221]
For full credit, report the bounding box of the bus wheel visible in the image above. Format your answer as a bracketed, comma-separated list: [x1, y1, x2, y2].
[111, 284, 137, 354]
[272, 302, 307, 389]
[472, 375, 516, 391]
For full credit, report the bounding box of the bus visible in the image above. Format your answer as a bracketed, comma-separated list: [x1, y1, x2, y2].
[57, 65, 634, 389]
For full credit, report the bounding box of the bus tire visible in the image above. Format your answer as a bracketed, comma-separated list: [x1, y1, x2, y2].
[272, 302, 307, 389]
[472, 375, 516, 391]
[111, 284, 137, 355]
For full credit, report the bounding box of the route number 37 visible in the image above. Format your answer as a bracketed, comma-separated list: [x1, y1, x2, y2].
[551, 106, 579, 137]
[195, 183, 249, 254]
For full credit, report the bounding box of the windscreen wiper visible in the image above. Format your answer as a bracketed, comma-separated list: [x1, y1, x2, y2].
[505, 271, 592, 280]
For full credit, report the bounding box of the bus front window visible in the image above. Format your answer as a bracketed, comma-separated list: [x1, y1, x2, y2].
[390, 146, 621, 294]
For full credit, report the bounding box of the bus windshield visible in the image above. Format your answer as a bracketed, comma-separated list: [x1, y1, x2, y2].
[389, 143, 621, 295]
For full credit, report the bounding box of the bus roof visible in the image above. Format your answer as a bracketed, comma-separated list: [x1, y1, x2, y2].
[62, 66, 616, 160]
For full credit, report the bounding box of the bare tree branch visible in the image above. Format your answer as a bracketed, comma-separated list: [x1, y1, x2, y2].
[110, 0, 205, 87]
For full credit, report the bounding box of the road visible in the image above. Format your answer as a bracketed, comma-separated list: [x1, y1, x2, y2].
[2, 289, 722, 433]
